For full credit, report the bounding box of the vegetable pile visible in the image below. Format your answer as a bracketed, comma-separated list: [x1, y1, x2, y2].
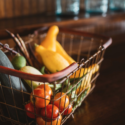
[0, 25, 99, 125]
[25, 84, 64, 125]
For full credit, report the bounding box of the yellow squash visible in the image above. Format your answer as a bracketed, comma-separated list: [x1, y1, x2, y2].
[40, 25, 75, 64]
[35, 45, 70, 73]
[40, 25, 59, 52]
[20, 66, 44, 89]
[56, 41, 75, 64]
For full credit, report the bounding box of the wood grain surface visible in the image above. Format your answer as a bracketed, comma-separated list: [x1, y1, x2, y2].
[64, 34, 125, 125]
[0, 0, 85, 19]
[13, 0, 22, 17]
[4, 0, 14, 18]
[0, 12, 125, 40]
[0, 0, 5, 18]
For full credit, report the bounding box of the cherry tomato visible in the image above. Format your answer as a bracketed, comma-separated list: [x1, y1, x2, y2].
[37, 84, 53, 97]
[30, 88, 50, 108]
[53, 92, 69, 111]
[37, 114, 62, 125]
[63, 104, 72, 115]
[41, 104, 59, 121]
[25, 102, 39, 119]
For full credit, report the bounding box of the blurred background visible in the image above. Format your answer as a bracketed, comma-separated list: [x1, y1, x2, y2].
[0, 0, 125, 125]
[0, 0, 125, 19]
[0, 0, 125, 32]
[0, 0, 125, 40]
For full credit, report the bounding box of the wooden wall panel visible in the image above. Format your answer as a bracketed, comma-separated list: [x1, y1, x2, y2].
[0, 0, 84, 19]
[13, 0, 22, 17]
[22, 0, 30, 16]
[31, 0, 38, 15]
[38, 0, 45, 13]
[46, 0, 56, 15]
[4, 0, 14, 18]
[0, 0, 5, 18]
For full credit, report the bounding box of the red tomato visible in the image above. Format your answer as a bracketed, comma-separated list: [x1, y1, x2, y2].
[63, 104, 72, 115]
[37, 84, 53, 97]
[37, 114, 62, 125]
[25, 102, 39, 119]
[53, 92, 69, 111]
[41, 104, 59, 121]
[30, 88, 50, 108]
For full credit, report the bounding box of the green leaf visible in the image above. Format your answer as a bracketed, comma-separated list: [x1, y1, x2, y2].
[40, 66, 46, 74]
[62, 85, 72, 94]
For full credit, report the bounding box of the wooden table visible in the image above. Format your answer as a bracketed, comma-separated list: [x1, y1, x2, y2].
[65, 39, 125, 125]
[0, 13, 125, 125]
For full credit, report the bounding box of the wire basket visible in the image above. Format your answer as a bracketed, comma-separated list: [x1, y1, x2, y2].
[0, 27, 112, 125]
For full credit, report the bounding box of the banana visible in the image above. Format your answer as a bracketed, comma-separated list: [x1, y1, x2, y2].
[75, 71, 92, 95]
[40, 25, 59, 52]
[86, 83, 91, 94]
[35, 45, 70, 73]
[70, 64, 99, 79]
[75, 64, 99, 95]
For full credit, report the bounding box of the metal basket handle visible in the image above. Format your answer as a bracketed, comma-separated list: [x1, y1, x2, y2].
[0, 62, 78, 83]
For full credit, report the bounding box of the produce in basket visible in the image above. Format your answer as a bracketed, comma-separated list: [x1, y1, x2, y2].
[40, 104, 59, 121]
[63, 104, 72, 116]
[40, 25, 58, 52]
[37, 114, 62, 125]
[53, 92, 69, 111]
[37, 84, 53, 97]
[72, 64, 99, 95]
[0, 24, 111, 125]
[35, 45, 70, 73]
[25, 102, 39, 119]
[20, 66, 45, 89]
[11, 54, 26, 70]
[40, 25, 75, 64]
[56, 40, 75, 64]
[30, 88, 50, 108]
[70, 64, 99, 79]
[0, 49, 31, 123]
[38, 25, 99, 79]
[0, 50, 30, 92]
[20, 66, 61, 91]
[34, 25, 100, 117]
[81, 65, 99, 87]
[34, 25, 100, 109]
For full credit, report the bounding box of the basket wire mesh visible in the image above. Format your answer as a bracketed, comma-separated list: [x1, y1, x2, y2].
[0, 28, 112, 125]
